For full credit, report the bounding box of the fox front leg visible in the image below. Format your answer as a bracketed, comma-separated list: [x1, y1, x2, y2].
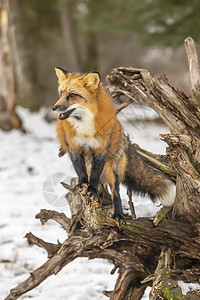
[69, 150, 88, 186]
[113, 172, 123, 220]
[88, 151, 107, 197]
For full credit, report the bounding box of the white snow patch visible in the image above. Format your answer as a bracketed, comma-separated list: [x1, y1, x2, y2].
[178, 281, 200, 295]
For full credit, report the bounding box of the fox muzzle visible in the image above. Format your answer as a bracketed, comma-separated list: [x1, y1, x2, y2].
[52, 104, 76, 120]
[52, 104, 68, 112]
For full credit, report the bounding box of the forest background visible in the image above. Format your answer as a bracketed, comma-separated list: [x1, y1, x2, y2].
[4, 0, 200, 111]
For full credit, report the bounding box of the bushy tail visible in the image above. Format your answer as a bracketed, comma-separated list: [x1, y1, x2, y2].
[123, 143, 176, 206]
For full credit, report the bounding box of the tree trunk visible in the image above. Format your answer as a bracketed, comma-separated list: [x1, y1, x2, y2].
[83, 31, 99, 72]
[8, 0, 38, 109]
[59, 1, 82, 72]
[6, 38, 200, 300]
[0, 0, 21, 130]
[59, 1, 98, 73]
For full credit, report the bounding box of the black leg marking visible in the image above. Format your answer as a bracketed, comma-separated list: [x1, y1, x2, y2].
[88, 151, 107, 196]
[69, 150, 88, 185]
[113, 172, 123, 219]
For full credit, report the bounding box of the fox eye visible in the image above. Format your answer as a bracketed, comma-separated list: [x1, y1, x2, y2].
[69, 93, 76, 98]
[66, 93, 82, 100]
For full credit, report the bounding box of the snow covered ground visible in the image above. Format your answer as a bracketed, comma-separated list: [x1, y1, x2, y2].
[0, 104, 193, 299]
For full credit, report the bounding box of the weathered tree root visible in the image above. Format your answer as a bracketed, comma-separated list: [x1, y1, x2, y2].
[107, 38, 200, 223]
[5, 181, 200, 300]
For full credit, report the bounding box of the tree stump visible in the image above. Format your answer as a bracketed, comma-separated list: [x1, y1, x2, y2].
[6, 38, 200, 300]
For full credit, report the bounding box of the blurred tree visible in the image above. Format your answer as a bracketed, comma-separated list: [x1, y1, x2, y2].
[8, 0, 60, 110]
[125, 0, 200, 47]
[0, 0, 22, 130]
[59, 0, 200, 71]
[57, 0, 100, 72]
[8, 0, 36, 109]
[70, 0, 200, 46]
[58, 1, 82, 71]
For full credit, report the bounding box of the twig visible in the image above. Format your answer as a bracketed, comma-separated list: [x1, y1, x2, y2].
[25, 232, 61, 258]
[115, 100, 132, 114]
[153, 206, 172, 226]
[136, 149, 175, 178]
[35, 209, 71, 233]
[127, 188, 136, 219]
[60, 181, 74, 191]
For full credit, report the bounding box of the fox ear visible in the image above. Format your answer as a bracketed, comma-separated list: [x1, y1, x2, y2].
[82, 71, 101, 91]
[55, 67, 69, 84]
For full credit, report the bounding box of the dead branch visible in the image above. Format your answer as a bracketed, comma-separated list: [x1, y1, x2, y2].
[184, 37, 200, 91]
[115, 100, 132, 114]
[25, 232, 61, 258]
[133, 143, 175, 180]
[35, 209, 71, 233]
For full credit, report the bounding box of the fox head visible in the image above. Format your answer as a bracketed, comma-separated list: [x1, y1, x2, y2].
[52, 67, 101, 121]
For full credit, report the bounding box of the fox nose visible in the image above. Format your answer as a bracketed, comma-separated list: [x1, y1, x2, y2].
[52, 105, 58, 111]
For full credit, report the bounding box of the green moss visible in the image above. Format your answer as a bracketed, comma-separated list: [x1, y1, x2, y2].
[125, 223, 145, 233]
[193, 90, 200, 120]
[160, 283, 184, 300]
[160, 269, 185, 300]
[160, 166, 171, 175]
[153, 206, 172, 225]
[197, 107, 200, 120]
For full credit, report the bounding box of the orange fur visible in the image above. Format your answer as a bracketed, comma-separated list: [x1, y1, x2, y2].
[55, 73, 122, 156]
[53, 70, 128, 218]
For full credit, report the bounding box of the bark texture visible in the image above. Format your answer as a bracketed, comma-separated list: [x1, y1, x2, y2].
[6, 38, 200, 300]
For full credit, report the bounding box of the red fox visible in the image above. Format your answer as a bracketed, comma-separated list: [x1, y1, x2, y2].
[52, 68, 176, 219]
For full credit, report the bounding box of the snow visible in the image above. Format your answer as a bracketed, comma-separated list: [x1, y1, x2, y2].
[0, 104, 177, 299]
[178, 281, 200, 295]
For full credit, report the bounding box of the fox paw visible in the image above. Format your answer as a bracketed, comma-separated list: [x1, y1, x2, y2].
[73, 183, 88, 194]
[87, 185, 98, 198]
[113, 213, 126, 225]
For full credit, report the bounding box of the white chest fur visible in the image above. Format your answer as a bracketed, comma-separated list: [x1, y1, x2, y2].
[67, 104, 100, 149]
[73, 136, 100, 149]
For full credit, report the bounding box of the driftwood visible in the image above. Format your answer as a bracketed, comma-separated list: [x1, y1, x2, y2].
[6, 37, 200, 300]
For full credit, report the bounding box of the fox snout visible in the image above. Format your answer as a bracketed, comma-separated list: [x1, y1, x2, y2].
[52, 105, 58, 111]
[52, 104, 68, 113]
[52, 104, 76, 120]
